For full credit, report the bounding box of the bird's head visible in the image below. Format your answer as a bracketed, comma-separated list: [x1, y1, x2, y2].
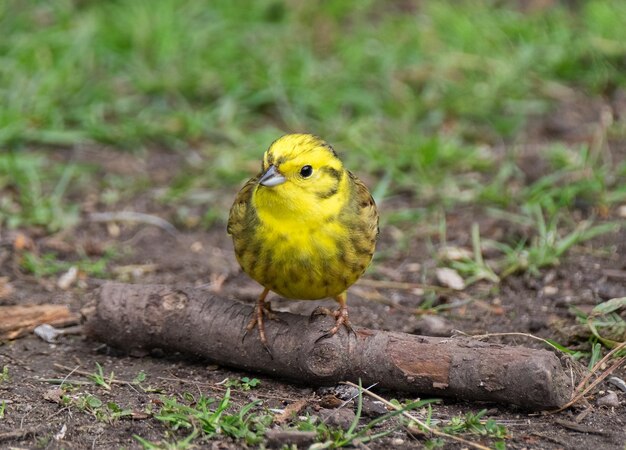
[253, 134, 347, 219]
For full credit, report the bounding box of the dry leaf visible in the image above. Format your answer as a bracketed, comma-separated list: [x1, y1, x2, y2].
[13, 232, 34, 251]
[273, 399, 308, 424]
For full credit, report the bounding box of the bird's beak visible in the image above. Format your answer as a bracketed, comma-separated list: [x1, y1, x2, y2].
[258, 165, 286, 187]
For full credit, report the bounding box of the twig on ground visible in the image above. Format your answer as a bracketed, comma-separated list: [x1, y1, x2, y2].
[88, 212, 178, 237]
[0, 426, 46, 442]
[554, 418, 607, 435]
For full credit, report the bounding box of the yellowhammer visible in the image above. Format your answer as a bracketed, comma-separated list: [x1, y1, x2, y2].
[228, 134, 379, 351]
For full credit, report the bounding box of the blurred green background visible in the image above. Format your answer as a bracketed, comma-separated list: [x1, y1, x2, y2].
[3, 1, 625, 146]
[1, 0, 625, 241]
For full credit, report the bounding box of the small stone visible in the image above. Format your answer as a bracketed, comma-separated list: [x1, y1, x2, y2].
[318, 385, 359, 400]
[413, 315, 454, 337]
[438, 246, 472, 261]
[43, 388, 64, 404]
[361, 398, 387, 417]
[107, 222, 120, 237]
[266, 430, 317, 448]
[541, 285, 559, 296]
[57, 266, 78, 290]
[597, 284, 626, 301]
[436, 267, 465, 290]
[319, 408, 356, 429]
[317, 386, 335, 396]
[596, 390, 620, 408]
[392, 438, 405, 446]
[543, 270, 557, 284]
[617, 204, 626, 218]
[34, 324, 61, 343]
[608, 377, 626, 393]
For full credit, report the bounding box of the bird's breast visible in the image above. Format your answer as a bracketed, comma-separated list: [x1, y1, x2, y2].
[236, 218, 371, 300]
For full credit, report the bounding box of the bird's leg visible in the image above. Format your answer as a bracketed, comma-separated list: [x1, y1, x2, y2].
[327, 291, 353, 335]
[243, 288, 273, 355]
[312, 292, 354, 342]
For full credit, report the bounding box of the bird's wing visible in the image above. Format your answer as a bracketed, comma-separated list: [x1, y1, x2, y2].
[349, 171, 380, 241]
[227, 176, 258, 236]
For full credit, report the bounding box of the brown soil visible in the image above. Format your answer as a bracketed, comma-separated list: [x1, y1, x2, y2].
[1, 104, 626, 448]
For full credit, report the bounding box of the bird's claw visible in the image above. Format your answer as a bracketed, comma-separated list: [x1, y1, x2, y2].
[311, 305, 355, 343]
[242, 299, 280, 358]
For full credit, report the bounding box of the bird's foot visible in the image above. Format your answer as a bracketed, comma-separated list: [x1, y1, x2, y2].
[242, 290, 281, 357]
[311, 305, 354, 342]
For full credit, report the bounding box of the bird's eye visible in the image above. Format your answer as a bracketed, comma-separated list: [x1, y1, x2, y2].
[300, 165, 313, 178]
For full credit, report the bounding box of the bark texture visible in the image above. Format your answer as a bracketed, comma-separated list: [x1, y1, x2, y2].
[84, 283, 572, 410]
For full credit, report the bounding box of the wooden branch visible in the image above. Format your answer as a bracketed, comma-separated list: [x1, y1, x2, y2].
[84, 283, 572, 410]
[0, 305, 80, 340]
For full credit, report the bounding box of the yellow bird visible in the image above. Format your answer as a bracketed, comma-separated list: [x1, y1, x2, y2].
[227, 134, 379, 350]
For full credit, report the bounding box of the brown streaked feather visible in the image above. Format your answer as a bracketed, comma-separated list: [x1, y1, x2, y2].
[227, 176, 258, 236]
[348, 171, 379, 239]
[343, 171, 379, 275]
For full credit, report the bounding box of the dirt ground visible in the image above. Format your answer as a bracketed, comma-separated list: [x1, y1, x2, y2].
[1, 108, 626, 448]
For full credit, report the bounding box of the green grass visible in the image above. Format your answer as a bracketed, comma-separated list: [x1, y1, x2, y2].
[0, 152, 82, 232]
[573, 297, 626, 351]
[223, 376, 261, 391]
[2, 0, 626, 152]
[0, 366, 9, 383]
[20, 250, 114, 278]
[135, 388, 271, 448]
[87, 362, 114, 390]
[60, 393, 134, 423]
[136, 383, 445, 449]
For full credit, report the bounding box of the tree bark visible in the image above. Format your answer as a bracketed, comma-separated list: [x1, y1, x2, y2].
[84, 283, 572, 410]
